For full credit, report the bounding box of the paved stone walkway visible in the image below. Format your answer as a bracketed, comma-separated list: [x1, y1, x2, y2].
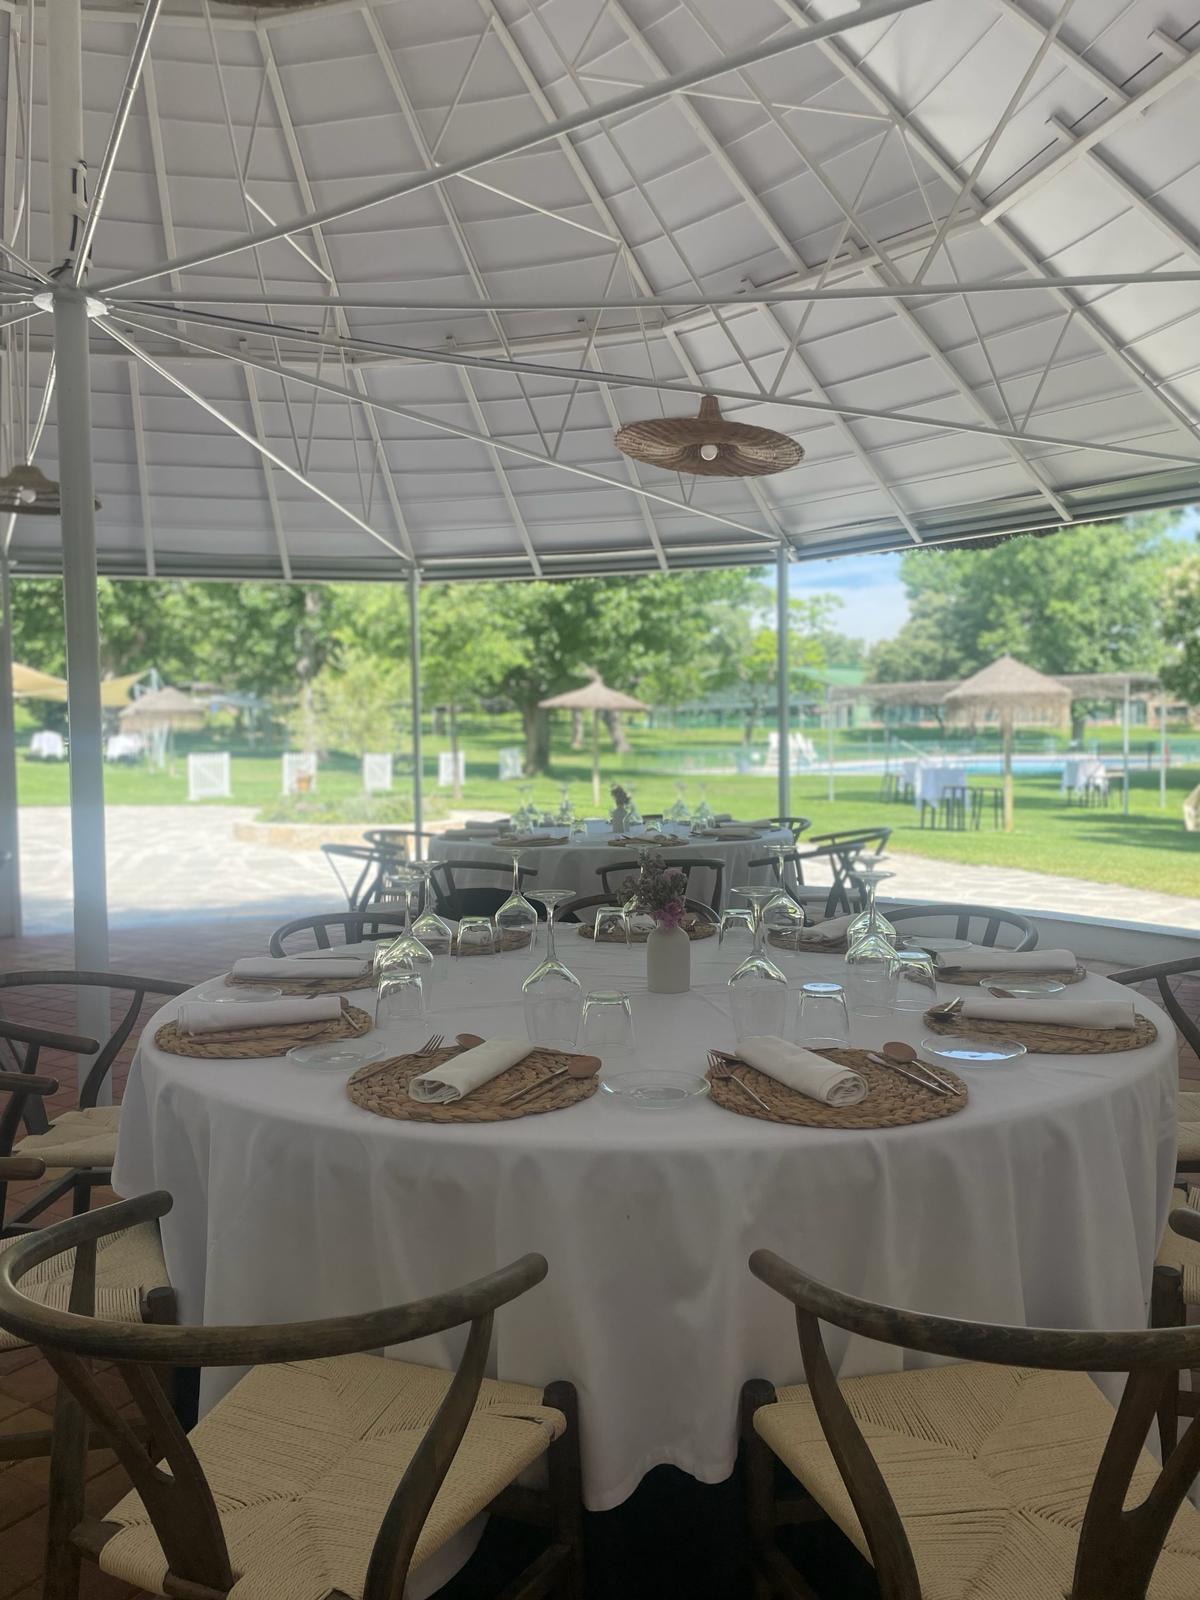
[12, 804, 1200, 933]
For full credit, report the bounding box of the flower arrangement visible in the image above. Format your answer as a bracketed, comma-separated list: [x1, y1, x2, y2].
[621, 851, 688, 930]
[610, 784, 631, 810]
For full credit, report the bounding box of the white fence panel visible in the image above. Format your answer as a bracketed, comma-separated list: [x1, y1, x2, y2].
[362, 752, 393, 792]
[188, 751, 232, 801]
[437, 750, 466, 787]
[282, 751, 318, 795]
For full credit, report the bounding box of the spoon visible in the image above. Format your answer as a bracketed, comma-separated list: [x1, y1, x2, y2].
[881, 1040, 963, 1096]
[501, 1053, 601, 1104]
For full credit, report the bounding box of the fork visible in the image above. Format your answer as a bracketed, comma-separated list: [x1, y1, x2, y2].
[355, 1033, 445, 1088]
[708, 1051, 772, 1112]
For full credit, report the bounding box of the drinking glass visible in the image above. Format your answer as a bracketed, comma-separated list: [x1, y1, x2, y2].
[580, 990, 636, 1063]
[728, 884, 789, 1035]
[666, 783, 690, 824]
[795, 981, 850, 1048]
[377, 971, 426, 1024]
[718, 907, 755, 964]
[847, 860, 896, 943]
[593, 905, 629, 945]
[890, 949, 938, 1013]
[522, 889, 582, 1049]
[456, 917, 494, 956]
[374, 866, 434, 978]
[495, 850, 538, 954]
[691, 786, 715, 831]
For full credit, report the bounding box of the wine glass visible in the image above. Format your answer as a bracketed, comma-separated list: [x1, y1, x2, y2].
[728, 884, 789, 1036]
[624, 791, 643, 830]
[496, 851, 538, 954]
[374, 866, 434, 979]
[666, 783, 690, 825]
[847, 858, 895, 943]
[844, 867, 897, 1013]
[718, 907, 755, 965]
[513, 785, 536, 832]
[691, 786, 715, 831]
[522, 889, 582, 1049]
[556, 785, 575, 826]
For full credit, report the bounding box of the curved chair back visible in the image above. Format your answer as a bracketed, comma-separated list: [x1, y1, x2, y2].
[321, 841, 407, 910]
[886, 902, 1038, 951]
[596, 856, 725, 913]
[559, 892, 718, 925]
[0, 1194, 548, 1600]
[361, 827, 410, 854]
[1111, 957, 1200, 1058]
[793, 828, 891, 913]
[0, 1065, 60, 1234]
[269, 910, 410, 956]
[767, 816, 812, 840]
[428, 860, 538, 922]
[0, 972, 188, 1113]
[749, 1214, 1200, 1600]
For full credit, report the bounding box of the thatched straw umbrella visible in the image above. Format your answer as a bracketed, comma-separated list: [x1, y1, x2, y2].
[943, 655, 1070, 831]
[540, 677, 649, 805]
[119, 686, 207, 766]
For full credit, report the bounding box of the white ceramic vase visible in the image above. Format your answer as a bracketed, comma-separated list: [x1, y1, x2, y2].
[647, 923, 690, 994]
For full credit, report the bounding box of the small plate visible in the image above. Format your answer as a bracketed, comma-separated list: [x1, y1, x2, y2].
[920, 1034, 1027, 1067]
[286, 1042, 384, 1071]
[599, 1070, 710, 1109]
[985, 979, 1066, 998]
[195, 984, 283, 1003]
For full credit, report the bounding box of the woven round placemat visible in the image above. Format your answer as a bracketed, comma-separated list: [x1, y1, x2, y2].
[767, 929, 850, 955]
[936, 965, 1085, 988]
[155, 1000, 374, 1059]
[225, 972, 375, 996]
[577, 916, 716, 944]
[346, 1046, 598, 1122]
[707, 1049, 966, 1129]
[452, 929, 532, 957]
[922, 1008, 1157, 1055]
[505, 834, 568, 847]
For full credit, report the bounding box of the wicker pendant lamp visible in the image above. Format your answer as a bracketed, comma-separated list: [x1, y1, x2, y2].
[614, 394, 804, 478]
[0, 464, 99, 517]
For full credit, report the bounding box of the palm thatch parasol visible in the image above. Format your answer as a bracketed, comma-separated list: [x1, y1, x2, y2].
[119, 685, 208, 766]
[943, 655, 1070, 831]
[540, 676, 649, 805]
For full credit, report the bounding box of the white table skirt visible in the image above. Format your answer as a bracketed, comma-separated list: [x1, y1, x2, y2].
[114, 938, 1177, 1512]
[1061, 757, 1107, 794]
[913, 765, 967, 811]
[436, 827, 794, 910]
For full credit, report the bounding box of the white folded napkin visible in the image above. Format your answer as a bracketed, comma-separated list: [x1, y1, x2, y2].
[959, 996, 1136, 1030]
[935, 945, 1075, 973]
[176, 995, 344, 1036]
[293, 941, 382, 963]
[408, 1037, 533, 1104]
[798, 913, 855, 945]
[231, 956, 369, 981]
[736, 1036, 868, 1107]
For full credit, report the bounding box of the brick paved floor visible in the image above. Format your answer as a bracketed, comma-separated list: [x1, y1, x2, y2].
[0, 918, 1195, 1600]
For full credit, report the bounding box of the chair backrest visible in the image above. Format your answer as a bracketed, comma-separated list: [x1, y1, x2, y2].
[750, 1217, 1200, 1600]
[767, 816, 812, 840]
[0, 1194, 550, 1600]
[0, 972, 188, 1111]
[596, 856, 725, 912]
[559, 892, 718, 924]
[428, 860, 537, 922]
[794, 829, 892, 913]
[321, 841, 407, 910]
[886, 902, 1038, 951]
[1110, 957, 1200, 1057]
[269, 910, 411, 956]
[361, 828, 410, 854]
[0, 1065, 61, 1232]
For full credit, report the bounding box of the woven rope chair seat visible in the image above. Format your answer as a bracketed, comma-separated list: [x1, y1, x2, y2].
[754, 1364, 1200, 1599]
[14, 1104, 120, 1167]
[1177, 1093, 1200, 1161]
[99, 1354, 566, 1599]
[1158, 1186, 1200, 1307]
[0, 1221, 168, 1353]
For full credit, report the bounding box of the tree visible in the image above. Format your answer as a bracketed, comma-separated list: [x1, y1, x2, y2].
[867, 517, 1178, 705]
[1161, 551, 1200, 709]
[709, 594, 843, 744]
[420, 585, 527, 797]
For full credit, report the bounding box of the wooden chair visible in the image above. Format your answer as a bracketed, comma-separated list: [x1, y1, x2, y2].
[1111, 957, 1200, 1177]
[559, 892, 718, 925]
[766, 816, 812, 841]
[427, 859, 538, 921]
[1152, 1187, 1200, 1447]
[269, 910, 412, 956]
[361, 827, 412, 853]
[0, 1193, 583, 1600]
[886, 902, 1038, 951]
[596, 856, 725, 913]
[321, 841, 408, 911]
[741, 1222, 1200, 1600]
[0, 972, 189, 1228]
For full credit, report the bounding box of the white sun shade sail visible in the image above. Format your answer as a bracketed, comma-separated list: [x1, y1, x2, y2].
[1, 0, 1199, 581]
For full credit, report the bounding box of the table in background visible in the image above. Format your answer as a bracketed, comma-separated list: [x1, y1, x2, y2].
[115, 940, 1176, 1513]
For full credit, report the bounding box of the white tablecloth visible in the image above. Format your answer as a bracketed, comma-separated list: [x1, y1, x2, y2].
[436, 827, 794, 911]
[1061, 756, 1107, 794]
[114, 942, 1176, 1513]
[913, 764, 967, 811]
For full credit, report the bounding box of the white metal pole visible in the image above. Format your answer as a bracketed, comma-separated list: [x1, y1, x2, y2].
[826, 685, 835, 804]
[0, 554, 21, 936]
[1160, 699, 1168, 810]
[1122, 676, 1131, 816]
[49, 0, 110, 1058]
[409, 569, 423, 857]
[776, 544, 790, 821]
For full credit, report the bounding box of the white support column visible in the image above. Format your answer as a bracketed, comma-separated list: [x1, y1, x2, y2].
[826, 686, 835, 804]
[775, 545, 790, 821]
[408, 568, 423, 857]
[1122, 677, 1131, 818]
[49, 0, 110, 1055]
[1159, 699, 1168, 811]
[0, 554, 21, 937]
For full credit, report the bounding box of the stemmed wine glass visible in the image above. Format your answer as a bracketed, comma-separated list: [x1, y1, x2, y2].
[844, 865, 896, 1012]
[373, 865, 436, 985]
[522, 888, 582, 1049]
[495, 850, 538, 954]
[727, 884, 789, 1037]
[555, 785, 575, 826]
[847, 856, 895, 943]
[666, 783, 690, 824]
[761, 845, 805, 945]
[408, 861, 453, 981]
[691, 787, 715, 831]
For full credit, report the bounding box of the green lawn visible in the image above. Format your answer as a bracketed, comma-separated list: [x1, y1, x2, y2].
[14, 716, 1200, 899]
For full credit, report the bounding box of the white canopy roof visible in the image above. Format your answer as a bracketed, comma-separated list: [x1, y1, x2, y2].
[3, 0, 1199, 581]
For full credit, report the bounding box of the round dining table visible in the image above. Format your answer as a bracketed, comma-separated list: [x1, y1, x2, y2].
[114, 935, 1177, 1515]
[434, 823, 795, 910]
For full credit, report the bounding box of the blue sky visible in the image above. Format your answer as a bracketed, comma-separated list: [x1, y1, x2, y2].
[787, 505, 1199, 647]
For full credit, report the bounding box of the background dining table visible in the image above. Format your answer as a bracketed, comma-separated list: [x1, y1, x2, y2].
[114, 936, 1177, 1515]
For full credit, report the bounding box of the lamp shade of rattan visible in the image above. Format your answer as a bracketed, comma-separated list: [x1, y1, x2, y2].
[614, 395, 804, 479]
[0, 464, 99, 516]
